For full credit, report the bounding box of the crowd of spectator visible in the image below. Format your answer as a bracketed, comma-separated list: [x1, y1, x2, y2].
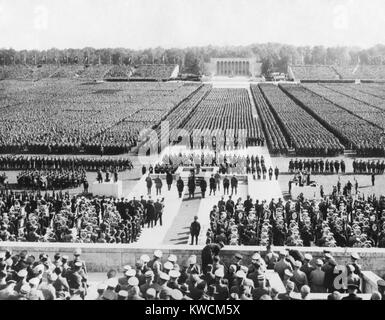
[1, 247, 384, 300]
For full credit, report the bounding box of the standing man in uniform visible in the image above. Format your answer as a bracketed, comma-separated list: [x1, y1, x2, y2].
[223, 176, 230, 195]
[155, 176, 163, 196]
[274, 167, 280, 180]
[190, 216, 201, 245]
[230, 175, 238, 196]
[166, 171, 173, 191]
[177, 177, 184, 199]
[146, 174, 153, 196]
[200, 178, 207, 199]
[209, 175, 216, 196]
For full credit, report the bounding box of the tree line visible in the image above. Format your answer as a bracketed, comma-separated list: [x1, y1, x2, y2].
[1, 43, 385, 75]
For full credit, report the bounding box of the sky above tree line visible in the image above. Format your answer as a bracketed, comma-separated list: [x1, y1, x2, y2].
[1, 0, 385, 50]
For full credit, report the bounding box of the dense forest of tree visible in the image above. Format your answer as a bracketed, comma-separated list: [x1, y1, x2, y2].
[1, 43, 385, 75]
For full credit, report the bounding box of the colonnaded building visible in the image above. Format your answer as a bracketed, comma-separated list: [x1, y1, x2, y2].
[205, 57, 263, 77]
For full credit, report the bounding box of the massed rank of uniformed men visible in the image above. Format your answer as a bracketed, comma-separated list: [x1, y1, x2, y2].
[162, 153, 269, 175]
[289, 159, 346, 174]
[16, 170, 86, 190]
[206, 190, 385, 248]
[353, 159, 385, 174]
[1, 247, 383, 300]
[0, 190, 164, 244]
[0, 155, 133, 172]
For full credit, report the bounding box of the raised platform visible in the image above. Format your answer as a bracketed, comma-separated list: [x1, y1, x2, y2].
[90, 180, 123, 198]
[291, 183, 321, 200]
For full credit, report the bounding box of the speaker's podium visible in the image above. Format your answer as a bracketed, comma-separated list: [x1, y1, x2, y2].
[90, 180, 123, 198]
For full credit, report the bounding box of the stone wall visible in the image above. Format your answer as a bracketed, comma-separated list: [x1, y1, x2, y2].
[1, 243, 385, 278]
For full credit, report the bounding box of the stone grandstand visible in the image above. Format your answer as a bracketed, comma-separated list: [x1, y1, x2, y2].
[288, 64, 385, 82]
[0, 64, 180, 82]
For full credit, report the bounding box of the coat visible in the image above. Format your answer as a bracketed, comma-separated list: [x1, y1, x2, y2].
[177, 179, 184, 191]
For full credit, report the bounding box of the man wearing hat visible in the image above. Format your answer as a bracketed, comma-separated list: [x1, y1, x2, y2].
[247, 252, 266, 282]
[349, 252, 362, 277]
[53, 253, 62, 268]
[13, 250, 28, 273]
[300, 254, 315, 280]
[148, 250, 163, 281]
[263, 245, 278, 270]
[309, 259, 326, 293]
[14, 269, 28, 293]
[69, 248, 87, 274]
[282, 269, 296, 291]
[16, 284, 31, 300]
[170, 288, 183, 301]
[274, 250, 293, 280]
[127, 277, 144, 300]
[251, 274, 270, 300]
[213, 268, 229, 300]
[117, 268, 136, 291]
[232, 253, 243, 271]
[145, 288, 157, 300]
[300, 285, 311, 300]
[102, 278, 118, 300]
[167, 254, 179, 270]
[346, 265, 361, 293]
[342, 283, 362, 300]
[140, 270, 156, 296]
[180, 283, 193, 300]
[27, 278, 44, 300]
[163, 261, 173, 275]
[140, 255, 151, 273]
[231, 270, 254, 294]
[190, 216, 201, 246]
[168, 270, 181, 289]
[186, 255, 200, 275]
[66, 261, 87, 299]
[158, 272, 173, 299]
[277, 281, 296, 300]
[201, 242, 224, 275]
[117, 290, 128, 300]
[292, 260, 308, 291]
[135, 260, 146, 286]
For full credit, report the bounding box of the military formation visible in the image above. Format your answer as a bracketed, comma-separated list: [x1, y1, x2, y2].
[353, 159, 385, 174]
[289, 159, 347, 174]
[16, 170, 86, 190]
[0, 155, 133, 172]
[0, 190, 146, 244]
[207, 188, 385, 248]
[161, 153, 278, 177]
